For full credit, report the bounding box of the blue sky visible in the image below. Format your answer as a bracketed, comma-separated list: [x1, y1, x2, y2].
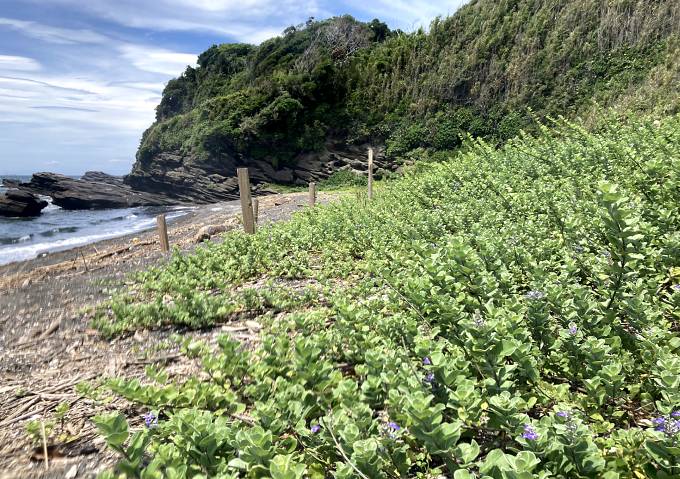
[0, 0, 466, 175]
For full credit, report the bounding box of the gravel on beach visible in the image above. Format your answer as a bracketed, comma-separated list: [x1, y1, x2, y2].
[0, 191, 334, 478]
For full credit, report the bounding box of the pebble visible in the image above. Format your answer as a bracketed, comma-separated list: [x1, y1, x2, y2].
[65, 465, 79, 479]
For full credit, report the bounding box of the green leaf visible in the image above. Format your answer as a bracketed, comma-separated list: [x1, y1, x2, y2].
[270, 454, 306, 479]
[93, 413, 129, 448]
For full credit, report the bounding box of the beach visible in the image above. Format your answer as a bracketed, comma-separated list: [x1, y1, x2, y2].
[0, 191, 332, 478]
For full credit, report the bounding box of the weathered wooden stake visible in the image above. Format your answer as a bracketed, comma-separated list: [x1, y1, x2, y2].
[253, 197, 259, 223]
[237, 168, 256, 234]
[367, 147, 374, 201]
[156, 214, 170, 253]
[309, 182, 316, 207]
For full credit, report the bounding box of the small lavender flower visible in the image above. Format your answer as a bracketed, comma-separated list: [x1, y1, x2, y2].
[652, 417, 666, 432]
[310, 424, 321, 434]
[524, 290, 545, 301]
[653, 416, 680, 436]
[671, 411, 680, 418]
[422, 357, 432, 366]
[424, 372, 435, 384]
[556, 411, 570, 418]
[142, 412, 158, 429]
[672, 284, 680, 292]
[388, 421, 401, 431]
[473, 311, 485, 327]
[568, 323, 578, 335]
[522, 424, 539, 441]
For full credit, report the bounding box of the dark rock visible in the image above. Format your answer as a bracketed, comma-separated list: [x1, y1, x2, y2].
[80, 171, 124, 185]
[121, 140, 390, 204]
[16, 172, 177, 210]
[0, 189, 48, 217]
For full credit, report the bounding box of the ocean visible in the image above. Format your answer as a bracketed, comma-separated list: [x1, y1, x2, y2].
[0, 175, 191, 265]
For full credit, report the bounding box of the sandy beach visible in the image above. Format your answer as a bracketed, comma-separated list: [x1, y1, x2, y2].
[0, 191, 333, 478]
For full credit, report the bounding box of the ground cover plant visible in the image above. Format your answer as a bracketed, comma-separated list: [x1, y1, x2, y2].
[94, 114, 680, 478]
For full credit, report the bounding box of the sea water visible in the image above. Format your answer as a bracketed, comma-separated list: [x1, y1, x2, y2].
[0, 176, 191, 265]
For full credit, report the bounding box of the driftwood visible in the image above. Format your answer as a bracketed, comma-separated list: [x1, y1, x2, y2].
[194, 224, 228, 243]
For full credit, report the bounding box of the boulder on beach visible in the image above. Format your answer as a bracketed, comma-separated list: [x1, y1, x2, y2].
[0, 189, 49, 217]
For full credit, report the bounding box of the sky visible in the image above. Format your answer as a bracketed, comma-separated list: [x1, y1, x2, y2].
[0, 0, 467, 176]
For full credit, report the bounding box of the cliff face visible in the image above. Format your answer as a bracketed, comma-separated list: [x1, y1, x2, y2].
[127, 1, 680, 200]
[125, 140, 395, 203]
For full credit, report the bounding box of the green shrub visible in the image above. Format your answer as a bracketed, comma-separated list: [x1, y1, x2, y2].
[95, 114, 680, 477]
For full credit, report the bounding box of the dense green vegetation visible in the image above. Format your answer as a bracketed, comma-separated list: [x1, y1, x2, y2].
[133, 0, 679, 173]
[94, 113, 680, 477]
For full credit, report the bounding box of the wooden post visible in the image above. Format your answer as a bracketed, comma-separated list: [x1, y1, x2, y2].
[156, 214, 170, 253]
[367, 147, 374, 201]
[237, 168, 256, 234]
[252, 197, 259, 223]
[308, 182, 316, 207]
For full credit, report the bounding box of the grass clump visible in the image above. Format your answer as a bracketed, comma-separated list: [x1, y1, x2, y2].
[95, 114, 680, 478]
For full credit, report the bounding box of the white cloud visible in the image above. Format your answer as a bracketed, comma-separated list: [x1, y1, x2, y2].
[119, 44, 197, 76]
[0, 55, 41, 72]
[0, 17, 108, 44]
[0, 73, 164, 133]
[20, 0, 320, 43]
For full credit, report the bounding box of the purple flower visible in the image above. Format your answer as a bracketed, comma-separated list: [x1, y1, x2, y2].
[473, 311, 485, 327]
[672, 284, 680, 292]
[310, 424, 321, 434]
[522, 424, 539, 441]
[671, 411, 680, 418]
[387, 422, 401, 431]
[556, 411, 570, 418]
[653, 416, 680, 436]
[422, 357, 432, 366]
[524, 290, 545, 301]
[653, 417, 666, 432]
[568, 323, 578, 335]
[142, 412, 158, 429]
[424, 372, 435, 384]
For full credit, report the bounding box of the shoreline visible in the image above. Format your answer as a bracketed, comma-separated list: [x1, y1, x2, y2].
[0, 203, 207, 275]
[0, 203, 197, 270]
[0, 190, 334, 478]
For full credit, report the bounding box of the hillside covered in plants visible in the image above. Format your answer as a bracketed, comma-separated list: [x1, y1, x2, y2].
[96, 113, 680, 477]
[128, 0, 680, 185]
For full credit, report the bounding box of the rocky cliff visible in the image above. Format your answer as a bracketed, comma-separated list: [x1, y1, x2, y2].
[125, 141, 394, 202]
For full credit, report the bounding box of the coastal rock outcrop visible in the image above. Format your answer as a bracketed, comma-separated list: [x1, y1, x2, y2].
[0, 189, 49, 217]
[13, 142, 394, 214]
[15, 172, 178, 210]
[125, 141, 395, 202]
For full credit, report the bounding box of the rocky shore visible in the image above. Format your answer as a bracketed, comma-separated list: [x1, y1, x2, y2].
[1, 142, 390, 218]
[0, 190, 48, 217]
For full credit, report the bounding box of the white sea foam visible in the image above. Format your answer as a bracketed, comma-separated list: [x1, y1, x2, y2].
[0, 210, 188, 265]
